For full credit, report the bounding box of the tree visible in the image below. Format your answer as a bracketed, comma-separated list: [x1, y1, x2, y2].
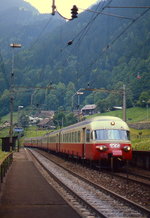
[65, 113, 77, 126]
[53, 111, 66, 128]
[138, 91, 150, 107]
[19, 113, 29, 128]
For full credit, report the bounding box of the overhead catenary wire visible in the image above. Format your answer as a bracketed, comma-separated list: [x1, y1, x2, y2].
[71, 0, 113, 48]
[58, 0, 113, 66]
[79, 8, 134, 20]
[25, 1, 150, 92]
[106, 6, 150, 9]
[50, 0, 114, 91]
[57, 1, 108, 54]
[56, 9, 72, 21]
[29, 15, 53, 51]
[85, 7, 150, 88]
[105, 7, 150, 48]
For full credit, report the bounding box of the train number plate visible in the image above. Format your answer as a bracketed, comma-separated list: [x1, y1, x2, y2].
[112, 150, 122, 156]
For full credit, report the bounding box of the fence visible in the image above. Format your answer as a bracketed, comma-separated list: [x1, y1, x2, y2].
[0, 153, 13, 184]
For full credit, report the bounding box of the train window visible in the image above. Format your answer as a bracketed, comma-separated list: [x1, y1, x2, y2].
[74, 132, 77, 142]
[67, 133, 69, 142]
[94, 129, 130, 140]
[91, 131, 94, 140]
[71, 132, 73, 142]
[127, 131, 130, 140]
[86, 129, 90, 142]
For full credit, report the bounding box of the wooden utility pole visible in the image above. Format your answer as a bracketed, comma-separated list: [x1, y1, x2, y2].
[52, 0, 56, 15]
[9, 43, 21, 149]
[122, 84, 126, 122]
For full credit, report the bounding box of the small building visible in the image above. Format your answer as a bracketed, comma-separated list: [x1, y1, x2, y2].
[1, 136, 18, 152]
[37, 118, 55, 129]
[112, 106, 123, 110]
[29, 116, 42, 124]
[81, 104, 97, 116]
[36, 110, 55, 119]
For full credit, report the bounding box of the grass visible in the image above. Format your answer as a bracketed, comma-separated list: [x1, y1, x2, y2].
[24, 126, 50, 138]
[0, 150, 12, 163]
[86, 107, 150, 123]
[0, 112, 18, 124]
[130, 128, 150, 151]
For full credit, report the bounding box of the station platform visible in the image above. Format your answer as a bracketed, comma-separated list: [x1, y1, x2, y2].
[0, 149, 81, 218]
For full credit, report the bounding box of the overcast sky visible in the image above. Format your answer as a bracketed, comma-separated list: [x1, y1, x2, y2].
[25, 0, 99, 17]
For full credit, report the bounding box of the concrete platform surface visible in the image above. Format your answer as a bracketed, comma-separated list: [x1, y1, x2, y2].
[0, 149, 81, 218]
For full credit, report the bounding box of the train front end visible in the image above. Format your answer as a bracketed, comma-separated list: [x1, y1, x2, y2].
[90, 117, 132, 167]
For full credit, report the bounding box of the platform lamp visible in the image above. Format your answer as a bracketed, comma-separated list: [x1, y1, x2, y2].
[9, 43, 21, 150]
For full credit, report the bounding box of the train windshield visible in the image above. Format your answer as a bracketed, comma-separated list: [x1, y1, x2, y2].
[94, 129, 130, 141]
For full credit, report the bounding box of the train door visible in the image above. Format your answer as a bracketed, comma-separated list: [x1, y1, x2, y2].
[56, 134, 59, 152]
[56, 133, 61, 153]
[58, 132, 61, 152]
[47, 136, 48, 151]
[82, 128, 86, 158]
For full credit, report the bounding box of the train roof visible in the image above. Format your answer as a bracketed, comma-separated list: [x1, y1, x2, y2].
[60, 116, 129, 132]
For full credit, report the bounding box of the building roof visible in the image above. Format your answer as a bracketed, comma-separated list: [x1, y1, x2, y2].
[81, 104, 97, 110]
[37, 118, 54, 127]
[37, 110, 54, 118]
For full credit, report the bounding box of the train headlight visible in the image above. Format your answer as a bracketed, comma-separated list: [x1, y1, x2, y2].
[96, 145, 107, 151]
[123, 146, 131, 152]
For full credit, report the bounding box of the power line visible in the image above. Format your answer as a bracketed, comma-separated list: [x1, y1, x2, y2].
[29, 15, 53, 51]
[105, 8, 150, 48]
[79, 8, 134, 20]
[107, 6, 150, 9]
[56, 9, 72, 21]
[58, 0, 113, 70]
[72, 0, 113, 48]
[85, 7, 150, 87]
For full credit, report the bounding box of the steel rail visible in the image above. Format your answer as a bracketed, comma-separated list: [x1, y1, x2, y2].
[128, 171, 150, 181]
[28, 148, 106, 218]
[111, 171, 150, 188]
[34, 149, 150, 217]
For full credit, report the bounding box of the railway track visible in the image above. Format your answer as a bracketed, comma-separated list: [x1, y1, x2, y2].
[112, 170, 150, 187]
[128, 168, 150, 181]
[27, 148, 150, 218]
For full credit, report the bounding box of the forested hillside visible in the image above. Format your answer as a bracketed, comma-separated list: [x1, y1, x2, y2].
[0, 0, 150, 116]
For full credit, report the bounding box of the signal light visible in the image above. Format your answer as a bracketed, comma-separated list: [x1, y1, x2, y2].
[71, 5, 78, 19]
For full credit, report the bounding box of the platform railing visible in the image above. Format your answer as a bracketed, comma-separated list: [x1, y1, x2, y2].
[0, 153, 13, 183]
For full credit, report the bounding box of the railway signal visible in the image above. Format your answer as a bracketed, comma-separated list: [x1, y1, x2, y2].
[71, 5, 78, 19]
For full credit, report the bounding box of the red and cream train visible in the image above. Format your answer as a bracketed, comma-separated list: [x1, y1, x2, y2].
[24, 116, 132, 167]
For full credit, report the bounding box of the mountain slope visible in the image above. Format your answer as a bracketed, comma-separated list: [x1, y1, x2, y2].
[0, 0, 150, 115]
[0, 0, 65, 55]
